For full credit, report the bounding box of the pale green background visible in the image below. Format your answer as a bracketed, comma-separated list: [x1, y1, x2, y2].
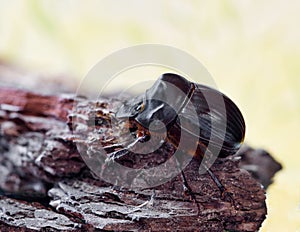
[0, 1, 299, 231]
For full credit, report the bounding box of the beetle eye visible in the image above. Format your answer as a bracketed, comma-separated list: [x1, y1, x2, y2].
[135, 103, 145, 113]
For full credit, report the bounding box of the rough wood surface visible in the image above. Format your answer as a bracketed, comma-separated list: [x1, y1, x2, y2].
[236, 145, 282, 189]
[0, 86, 281, 231]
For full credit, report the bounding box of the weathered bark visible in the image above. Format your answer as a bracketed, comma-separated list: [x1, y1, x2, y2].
[236, 145, 282, 189]
[0, 86, 281, 231]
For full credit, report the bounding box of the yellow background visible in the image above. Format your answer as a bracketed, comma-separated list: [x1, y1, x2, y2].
[0, 1, 299, 231]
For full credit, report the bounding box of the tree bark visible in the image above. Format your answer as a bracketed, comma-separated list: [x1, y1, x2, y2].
[0, 86, 281, 231]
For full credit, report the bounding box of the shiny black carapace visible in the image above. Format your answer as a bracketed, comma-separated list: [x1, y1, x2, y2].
[113, 73, 245, 202]
[116, 73, 245, 157]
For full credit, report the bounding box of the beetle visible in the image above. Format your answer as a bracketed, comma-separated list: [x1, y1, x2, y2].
[115, 73, 245, 156]
[111, 73, 245, 202]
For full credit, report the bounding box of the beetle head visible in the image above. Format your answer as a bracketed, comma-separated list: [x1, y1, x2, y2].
[115, 73, 193, 131]
[135, 73, 193, 130]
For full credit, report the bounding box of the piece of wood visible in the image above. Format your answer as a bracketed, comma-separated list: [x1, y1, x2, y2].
[236, 145, 282, 189]
[0, 196, 82, 231]
[0, 87, 280, 231]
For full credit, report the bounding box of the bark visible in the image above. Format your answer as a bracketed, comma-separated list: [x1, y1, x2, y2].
[0, 86, 281, 231]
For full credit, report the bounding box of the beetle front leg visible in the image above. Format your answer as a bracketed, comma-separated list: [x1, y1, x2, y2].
[105, 134, 149, 161]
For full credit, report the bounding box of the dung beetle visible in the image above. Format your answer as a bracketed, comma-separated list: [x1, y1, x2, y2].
[113, 73, 245, 201]
[116, 73, 245, 157]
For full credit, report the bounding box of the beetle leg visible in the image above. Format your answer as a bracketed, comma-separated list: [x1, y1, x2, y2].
[102, 135, 141, 153]
[195, 142, 225, 193]
[205, 165, 225, 193]
[105, 140, 138, 161]
[206, 167, 233, 202]
[195, 142, 235, 202]
[105, 135, 148, 161]
[170, 150, 201, 214]
[168, 133, 232, 201]
[180, 170, 201, 214]
[106, 148, 130, 161]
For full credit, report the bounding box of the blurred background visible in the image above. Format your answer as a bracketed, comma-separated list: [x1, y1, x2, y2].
[0, 0, 299, 231]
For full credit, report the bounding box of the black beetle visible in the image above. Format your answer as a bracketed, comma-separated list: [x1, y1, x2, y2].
[113, 73, 245, 201]
[116, 73, 245, 157]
